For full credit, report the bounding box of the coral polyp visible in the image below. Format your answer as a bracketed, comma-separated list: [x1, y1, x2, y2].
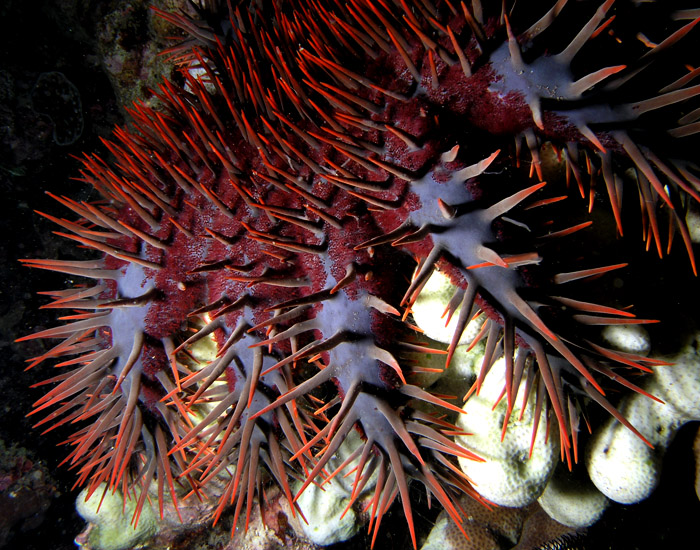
[19, 0, 700, 547]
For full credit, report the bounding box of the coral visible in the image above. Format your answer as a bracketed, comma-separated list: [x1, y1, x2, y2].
[538, 465, 608, 528]
[17, 0, 700, 548]
[95, 0, 186, 114]
[455, 351, 559, 508]
[421, 499, 584, 550]
[414, 270, 610, 528]
[293, 430, 374, 545]
[587, 325, 700, 504]
[0, 439, 57, 547]
[74, 480, 314, 550]
[294, 482, 359, 546]
[75, 484, 159, 550]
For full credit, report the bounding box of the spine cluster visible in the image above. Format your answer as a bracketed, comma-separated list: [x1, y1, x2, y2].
[19, 1, 700, 546]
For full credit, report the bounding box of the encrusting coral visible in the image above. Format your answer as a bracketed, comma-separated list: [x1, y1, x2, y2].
[587, 325, 700, 505]
[421, 500, 584, 550]
[17, 0, 700, 547]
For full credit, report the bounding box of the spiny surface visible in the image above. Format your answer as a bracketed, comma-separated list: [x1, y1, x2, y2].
[19, 0, 700, 547]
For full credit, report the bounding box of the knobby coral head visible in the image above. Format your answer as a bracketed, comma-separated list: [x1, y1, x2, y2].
[17, 0, 700, 547]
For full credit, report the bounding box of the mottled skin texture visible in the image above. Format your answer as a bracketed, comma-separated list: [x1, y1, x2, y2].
[425, 501, 582, 550]
[19, 0, 700, 547]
